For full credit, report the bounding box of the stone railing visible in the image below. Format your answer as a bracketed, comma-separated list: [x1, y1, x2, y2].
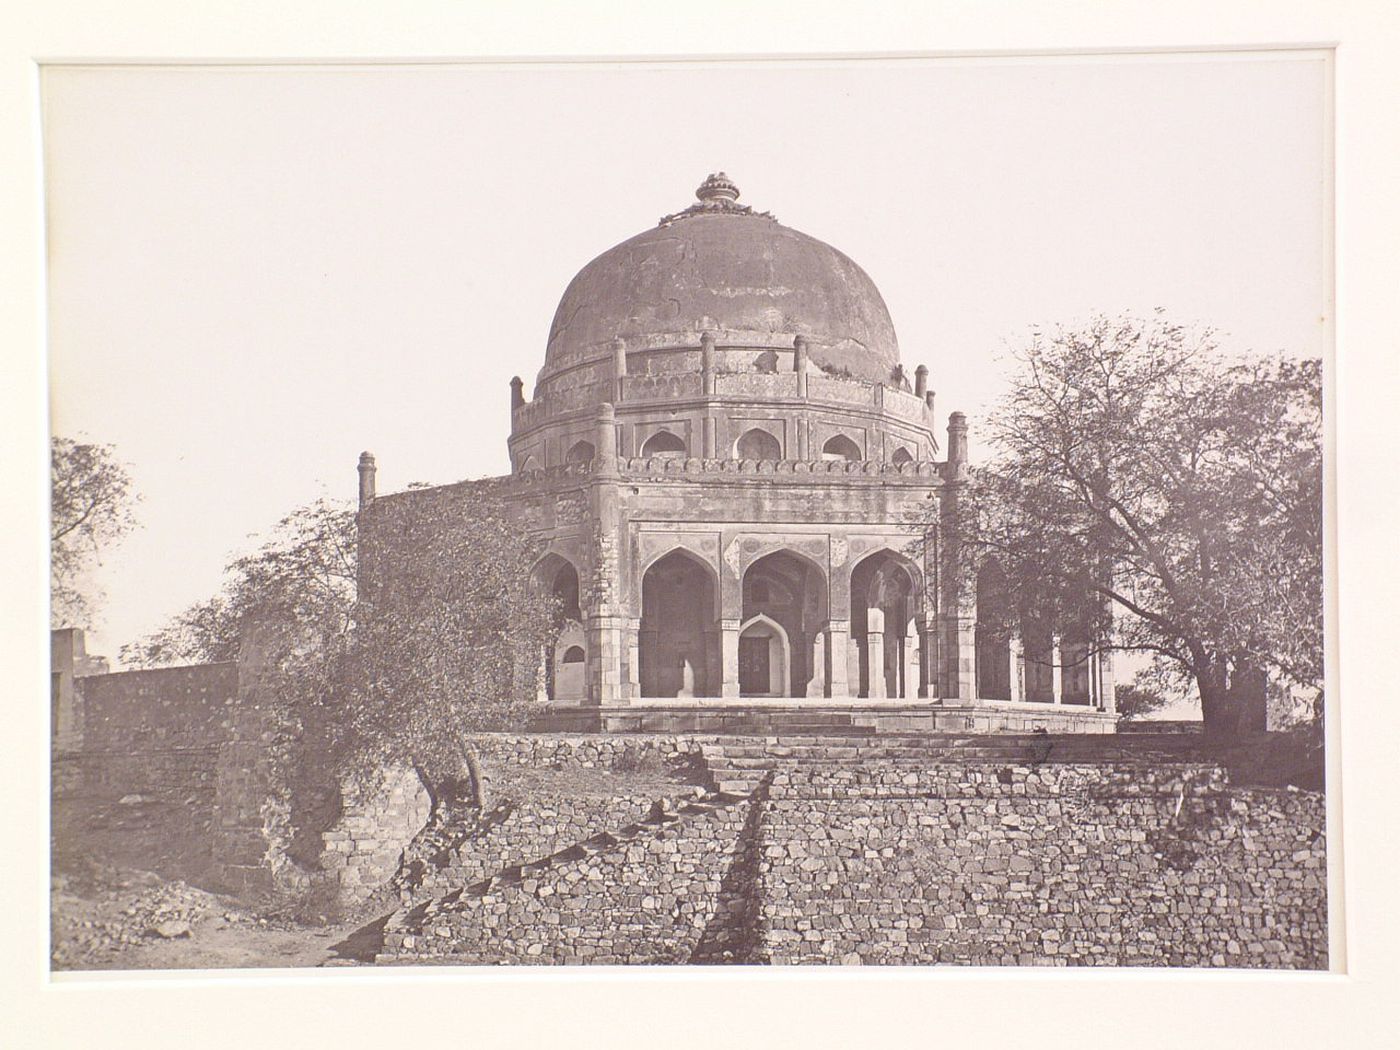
[617, 456, 941, 478]
[512, 363, 933, 431]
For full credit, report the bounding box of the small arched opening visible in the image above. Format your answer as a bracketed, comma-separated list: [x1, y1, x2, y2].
[738, 614, 790, 697]
[821, 434, 862, 462]
[890, 446, 915, 467]
[565, 440, 595, 466]
[734, 427, 782, 461]
[640, 430, 687, 459]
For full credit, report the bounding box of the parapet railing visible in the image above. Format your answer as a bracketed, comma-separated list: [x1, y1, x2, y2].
[507, 456, 943, 484]
[511, 368, 934, 431]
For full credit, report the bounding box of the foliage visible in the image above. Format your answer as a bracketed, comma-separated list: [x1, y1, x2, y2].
[120, 498, 357, 668]
[51, 436, 140, 627]
[1113, 681, 1171, 722]
[340, 487, 557, 802]
[942, 311, 1323, 738]
[122, 485, 558, 805]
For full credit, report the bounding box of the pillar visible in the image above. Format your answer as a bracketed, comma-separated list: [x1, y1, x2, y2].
[914, 365, 928, 398]
[1099, 647, 1116, 714]
[357, 451, 376, 509]
[806, 630, 827, 698]
[947, 412, 968, 471]
[904, 620, 920, 700]
[1010, 635, 1025, 702]
[625, 617, 641, 700]
[827, 621, 851, 697]
[701, 332, 716, 396]
[867, 607, 886, 699]
[1051, 638, 1064, 705]
[595, 404, 618, 476]
[612, 337, 628, 403]
[703, 417, 717, 459]
[794, 335, 810, 399]
[704, 626, 722, 698]
[919, 621, 937, 699]
[943, 613, 977, 700]
[720, 619, 741, 699]
[510, 375, 525, 411]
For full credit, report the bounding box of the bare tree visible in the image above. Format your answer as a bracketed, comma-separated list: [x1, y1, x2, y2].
[51, 436, 140, 627]
[942, 312, 1323, 739]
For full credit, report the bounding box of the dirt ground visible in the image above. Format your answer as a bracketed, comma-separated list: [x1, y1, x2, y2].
[50, 759, 691, 972]
[49, 855, 375, 972]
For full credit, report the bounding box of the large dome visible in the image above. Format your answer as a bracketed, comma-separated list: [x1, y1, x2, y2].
[542, 174, 901, 384]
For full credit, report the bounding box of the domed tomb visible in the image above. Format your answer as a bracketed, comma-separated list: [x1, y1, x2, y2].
[538, 173, 901, 388]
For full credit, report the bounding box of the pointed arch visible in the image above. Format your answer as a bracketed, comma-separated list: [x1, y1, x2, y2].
[738, 613, 791, 697]
[890, 446, 915, 466]
[849, 547, 924, 699]
[639, 548, 720, 698]
[734, 427, 782, 461]
[518, 454, 540, 474]
[565, 440, 595, 466]
[640, 430, 687, 458]
[821, 434, 862, 462]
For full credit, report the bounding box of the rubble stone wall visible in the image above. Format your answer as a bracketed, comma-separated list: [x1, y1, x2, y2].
[759, 765, 1327, 968]
[381, 796, 758, 964]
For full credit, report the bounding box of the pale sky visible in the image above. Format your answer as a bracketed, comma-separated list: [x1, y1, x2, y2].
[43, 54, 1328, 665]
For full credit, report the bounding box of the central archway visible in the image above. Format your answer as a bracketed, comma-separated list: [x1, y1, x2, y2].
[741, 549, 828, 697]
[639, 549, 718, 697]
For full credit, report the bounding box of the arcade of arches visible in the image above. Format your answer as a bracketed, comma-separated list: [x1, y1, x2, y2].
[534, 547, 1110, 708]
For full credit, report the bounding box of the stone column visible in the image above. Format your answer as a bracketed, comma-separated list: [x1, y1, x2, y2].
[919, 621, 937, 699]
[612, 337, 628, 402]
[904, 620, 920, 700]
[703, 417, 717, 459]
[1051, 638, 1063, 705]
[625, 617, 642, 700]
[794, 335, 810, 399]
[536, 644, 550, 704]
[826, 620, 851, 697]
[943, 614, 977, 701]
[1010, 635, 1025, 702]
[866, 607, 887, 699]
[703, 626, 722, 699]
[357, 451, 377, 509]
[720, 619, 741, 699]
[806, 630, 827, 698]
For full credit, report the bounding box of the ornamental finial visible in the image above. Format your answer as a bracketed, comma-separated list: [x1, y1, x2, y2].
[658, 172, 772, 226]
[696, 172, 740, 204]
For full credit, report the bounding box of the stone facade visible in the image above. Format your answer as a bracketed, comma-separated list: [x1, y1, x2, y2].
[357, 175, 1116, 732]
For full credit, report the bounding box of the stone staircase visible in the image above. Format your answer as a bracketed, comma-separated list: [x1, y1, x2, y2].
[356, 786, 754, 964]
[699, 733, 1219, 794]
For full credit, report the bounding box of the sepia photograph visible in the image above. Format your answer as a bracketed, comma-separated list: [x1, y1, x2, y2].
[40, 50, 1336, 976]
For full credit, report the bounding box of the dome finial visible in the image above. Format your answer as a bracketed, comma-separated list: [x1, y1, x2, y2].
[659, 172, 770, 226]
[696, 172, 740, 204]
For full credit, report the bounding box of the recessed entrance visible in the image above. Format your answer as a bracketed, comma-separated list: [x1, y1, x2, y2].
[738, 615, 789, 697]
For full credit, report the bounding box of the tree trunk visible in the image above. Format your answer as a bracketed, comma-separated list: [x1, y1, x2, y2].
[1196, 661, 1241, 740]
[462, 746, 489, 811]
[1229, 660, 1269, 735]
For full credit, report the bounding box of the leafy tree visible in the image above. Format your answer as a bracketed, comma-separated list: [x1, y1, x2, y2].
[120, 498, 357, 668]
[123, 485, 557, 809]
[1113, 682, 1170, 722]
[943, 312, 1323, 739]
[50, 436, 140, 627]
[343, 484, 557, 809]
